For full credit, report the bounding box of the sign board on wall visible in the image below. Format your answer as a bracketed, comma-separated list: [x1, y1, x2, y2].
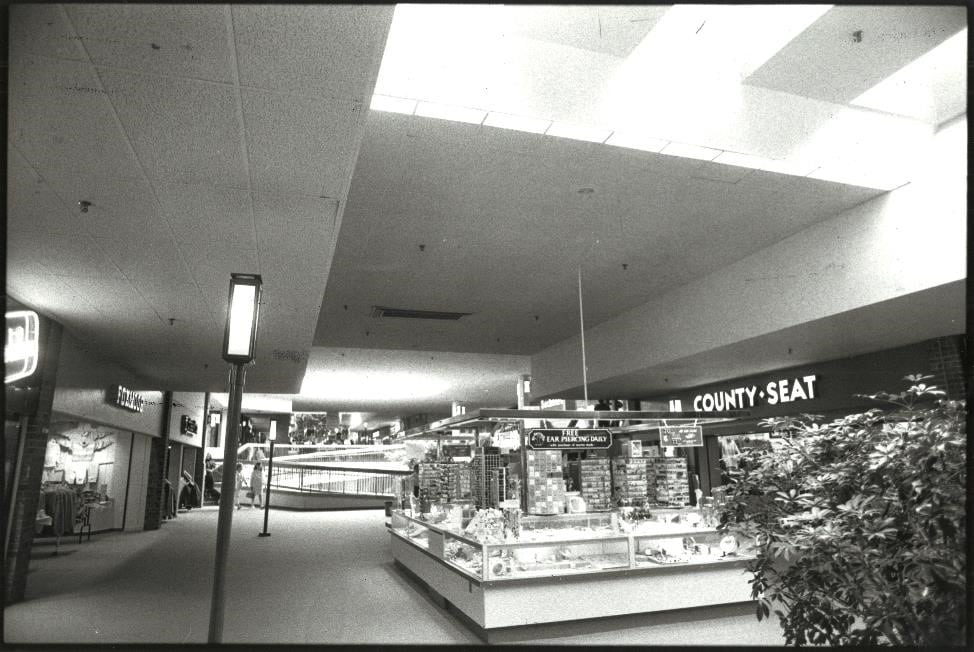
[5, 310, 40, 384]
[660, 425, 704, 447]
[180, 415, 198, 436]
[669, 375, 819, 413]
[108, 385, 146, 412]
[528, 429, 612, 450]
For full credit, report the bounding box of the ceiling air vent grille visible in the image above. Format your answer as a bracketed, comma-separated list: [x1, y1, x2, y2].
[370, 306, 471, 321]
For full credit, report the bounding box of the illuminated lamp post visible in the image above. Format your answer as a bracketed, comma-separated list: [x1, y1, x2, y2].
[259, 421, 276, 537]
[208, 273, 262, 644]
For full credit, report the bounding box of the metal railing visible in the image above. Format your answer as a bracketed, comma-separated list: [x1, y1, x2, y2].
[212, 443, 413, 499]
[270, 461, 413, 498]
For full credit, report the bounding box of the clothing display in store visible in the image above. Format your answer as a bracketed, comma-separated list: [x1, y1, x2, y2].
[177, 471, 201, 510]
[39, 483, 79, 553]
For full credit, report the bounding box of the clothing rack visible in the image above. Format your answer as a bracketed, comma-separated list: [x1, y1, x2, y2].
[40, 483, 78, 554]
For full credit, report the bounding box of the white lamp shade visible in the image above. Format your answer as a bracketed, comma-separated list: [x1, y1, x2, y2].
[269, 421, 277, 441]
[222, 274, 262, 363]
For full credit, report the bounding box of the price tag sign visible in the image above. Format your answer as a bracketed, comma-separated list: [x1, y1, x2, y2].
[660, 425, 703, 447]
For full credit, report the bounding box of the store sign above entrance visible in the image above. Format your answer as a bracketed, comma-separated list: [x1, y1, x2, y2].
[660, 425, 703, 447]
[528, 429, 612, 449]
[669, 374, 819, 413]
[5, 310, 40, 384]
[108, 385, 146, 413]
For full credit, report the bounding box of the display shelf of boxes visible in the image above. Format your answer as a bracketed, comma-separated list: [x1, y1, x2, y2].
[418, 462, 468, 503]
[651, 457, 690, 507]
[579, 457, 612, 511]
[389, 508, 756, 642]
[471, 449, 503, 508]
[611, 457, 648, 505]
[525, 449, 566, 515]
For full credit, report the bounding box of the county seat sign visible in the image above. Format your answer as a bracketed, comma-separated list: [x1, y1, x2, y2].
[528, 429, 612, 450]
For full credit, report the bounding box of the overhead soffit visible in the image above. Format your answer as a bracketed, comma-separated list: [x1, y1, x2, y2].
[6, 4, 394, 393]
[744, 5, 967, 105]
[564, 280, 967, 401]
[314, 110, 884, 356]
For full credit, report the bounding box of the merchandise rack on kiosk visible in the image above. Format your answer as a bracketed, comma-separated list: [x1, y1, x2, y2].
[390, 408, 755, 642]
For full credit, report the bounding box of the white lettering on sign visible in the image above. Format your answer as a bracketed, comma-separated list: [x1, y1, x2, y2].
[688, 375, 818, 412]
[5, 310, 40, 384]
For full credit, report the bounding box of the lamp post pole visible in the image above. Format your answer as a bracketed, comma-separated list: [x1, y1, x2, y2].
[259, 422, 276, 537]
[207, 272, 262, 645]
[208, 363, 245, 643]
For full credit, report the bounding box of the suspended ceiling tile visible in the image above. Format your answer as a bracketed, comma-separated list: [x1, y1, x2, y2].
[744, 5, 967, 105]
[9, 4, 87, 61]
[8, 55, 144, 181]
[64, 4, 234, 83]
[252, 192, 338, 253]
[7, 274, 95, 318]
[31, 232, 126, 279]
[501, 5, 666, 58]
[7, 165, 78, 235]
[154, 181, 255, 244]
[243, 90, 362, 197]
[231, 4, 394, 99]
[42, 173, 175, 242]
[98, 69, 249, 188]
[91, 236, 195, 286]
[58, 276, 156, 318]
[134, 282, 212, 325]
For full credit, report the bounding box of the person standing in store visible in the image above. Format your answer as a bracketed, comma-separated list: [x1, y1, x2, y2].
[234, 462, 246, 510]
[250, 461, 264, 509]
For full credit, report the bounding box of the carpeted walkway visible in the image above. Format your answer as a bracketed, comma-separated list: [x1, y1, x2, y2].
[4, 507, 786, 645]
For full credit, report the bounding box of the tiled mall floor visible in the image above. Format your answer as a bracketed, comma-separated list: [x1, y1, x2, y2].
[4, 506, 785, 646]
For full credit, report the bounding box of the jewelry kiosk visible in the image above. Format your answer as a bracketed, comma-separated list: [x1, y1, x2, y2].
[388, 408, 754, 642]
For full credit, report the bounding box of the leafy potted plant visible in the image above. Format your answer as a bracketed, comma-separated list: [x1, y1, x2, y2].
[718, 375, 966, 646]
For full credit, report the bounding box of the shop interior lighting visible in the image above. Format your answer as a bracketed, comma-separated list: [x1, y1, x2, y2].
[545, 122, 613, 144]
[483, 112, 551, 134]
[850, 27, 967, 123]
[415, 101, 487, 125]
[369, 94, 417, 115]
[659, 142, 721, 161]
[605, 131, 669, 153]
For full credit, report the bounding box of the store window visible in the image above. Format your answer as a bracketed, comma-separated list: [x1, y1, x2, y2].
[42, 421, 131, 532]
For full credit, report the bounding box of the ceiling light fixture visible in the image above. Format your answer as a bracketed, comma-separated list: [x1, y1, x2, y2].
[605, 131, 669, 153]
[415, 101, 486, 125]
[659, 142, 721, 161]
[369, 94, 417, 115]
[546, 122, 613, 143]
[483, 112, 551, 134]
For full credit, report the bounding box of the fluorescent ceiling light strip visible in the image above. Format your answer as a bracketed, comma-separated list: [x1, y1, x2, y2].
[415, 101, 487, 125]
[659, 142, 721, 161]
[807, 166, 903, 191]
[605, 132, 669, 153]
[758, 158, 820, 177]
[483, 112, 551, 134]
[370, 94, 417, 115]
[712, 151, 771, 171]
[546, 121, 613, 144]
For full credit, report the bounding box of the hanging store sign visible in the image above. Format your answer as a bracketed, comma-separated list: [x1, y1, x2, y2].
[108, 385, 146, 413]
[441, 444, 472, 458]
[5, 310, 40, 384]
[528, 429, 612, 450]
[660, 425, 704, 447]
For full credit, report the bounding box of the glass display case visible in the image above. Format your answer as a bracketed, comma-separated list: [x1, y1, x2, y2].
[390, 509, 753, 583]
